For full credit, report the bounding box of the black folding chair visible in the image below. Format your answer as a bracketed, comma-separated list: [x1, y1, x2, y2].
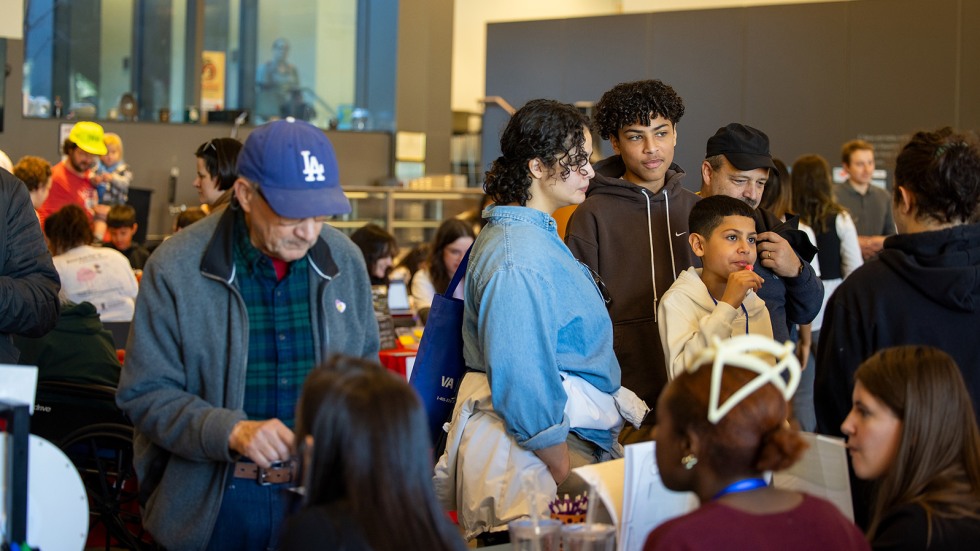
[32, 381, 157, 550]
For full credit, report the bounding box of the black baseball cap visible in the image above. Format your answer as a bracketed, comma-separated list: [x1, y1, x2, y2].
[705, 123, 776, 171]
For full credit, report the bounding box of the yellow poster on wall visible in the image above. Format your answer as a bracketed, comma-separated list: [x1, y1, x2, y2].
[201, 51, 226, 112]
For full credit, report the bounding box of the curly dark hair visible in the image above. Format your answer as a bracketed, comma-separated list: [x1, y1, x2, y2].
[592, 80, 685, 141]
[484, 99, 590, 206]
[894, 127, 980, 225]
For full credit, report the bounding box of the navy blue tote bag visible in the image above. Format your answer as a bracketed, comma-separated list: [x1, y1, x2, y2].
[409, 247, 472, 444]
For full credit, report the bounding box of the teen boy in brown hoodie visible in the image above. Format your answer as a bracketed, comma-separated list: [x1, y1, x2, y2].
[565, 80, 699, 440]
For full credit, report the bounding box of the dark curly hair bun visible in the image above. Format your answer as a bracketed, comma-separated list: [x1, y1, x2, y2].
[484, 99, 589, 206]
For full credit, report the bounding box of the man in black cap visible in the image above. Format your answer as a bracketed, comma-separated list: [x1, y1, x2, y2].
[699, 123, 822, 346]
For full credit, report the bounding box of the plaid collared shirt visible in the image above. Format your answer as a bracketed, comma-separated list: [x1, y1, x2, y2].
[233, 213, 315, 429]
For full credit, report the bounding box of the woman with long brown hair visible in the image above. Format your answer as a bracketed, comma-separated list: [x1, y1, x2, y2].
[280, 355, 466, 551]
[791, 154, 863, 327]
[410, 218, 475, 312]
[842, 346, 980, 549]
[790, 154, 863, 431]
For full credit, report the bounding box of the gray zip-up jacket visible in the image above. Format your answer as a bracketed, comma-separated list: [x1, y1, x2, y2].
[116, 205, 380, 550]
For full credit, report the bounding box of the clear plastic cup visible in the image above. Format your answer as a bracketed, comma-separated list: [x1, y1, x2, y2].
[561, 523, 616, 551]
[507, 518, 562, 551]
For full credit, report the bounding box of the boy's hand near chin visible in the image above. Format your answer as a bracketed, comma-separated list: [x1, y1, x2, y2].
[721, 268, 764, 309]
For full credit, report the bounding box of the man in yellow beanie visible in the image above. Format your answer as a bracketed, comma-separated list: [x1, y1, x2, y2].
[38, 121, 109, 236]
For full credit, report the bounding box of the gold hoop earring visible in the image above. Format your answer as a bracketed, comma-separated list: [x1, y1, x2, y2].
[682, 454, 698, 470]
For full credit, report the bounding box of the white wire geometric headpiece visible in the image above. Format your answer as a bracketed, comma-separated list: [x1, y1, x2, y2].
[687, 335, 802, 425]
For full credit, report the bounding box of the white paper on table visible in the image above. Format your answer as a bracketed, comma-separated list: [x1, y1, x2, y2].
[772, 432, 854, 521]
[0, 364, 39, 413]
[620, 442, 699, 551]
[573, 457, 625, 526]
[574, 442, 699, 551]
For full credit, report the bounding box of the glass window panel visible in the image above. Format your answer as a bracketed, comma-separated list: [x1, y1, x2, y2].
[21, 0, 392, 132]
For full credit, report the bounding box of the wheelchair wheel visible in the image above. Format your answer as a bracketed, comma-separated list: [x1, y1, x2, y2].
[59, 423, 157, 551]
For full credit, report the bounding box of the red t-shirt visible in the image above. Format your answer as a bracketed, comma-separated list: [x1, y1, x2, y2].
[38, 161, 96, 228]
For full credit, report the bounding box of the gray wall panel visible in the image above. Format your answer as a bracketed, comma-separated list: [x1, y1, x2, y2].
[397, 0, 454, 173]
[561, 14, 653, 107]
[486, 21, 569, 106]
[959, 0, 980, 132]
[648, 9, 747, 188]
[743, 2, 848, 166]
[483, 20, 574, 175]
[845, 0, 959, 136]
[483, 0, 978, 189]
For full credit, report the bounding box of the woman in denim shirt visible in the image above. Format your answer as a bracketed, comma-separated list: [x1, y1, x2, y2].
[434, 99, 647, 540]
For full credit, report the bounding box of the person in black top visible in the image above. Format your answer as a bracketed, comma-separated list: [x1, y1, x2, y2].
[842, 346, 980, 550]
[280, 356, 466, 551]
[0, 170, 61, 363]
[817, 128, 980, 435]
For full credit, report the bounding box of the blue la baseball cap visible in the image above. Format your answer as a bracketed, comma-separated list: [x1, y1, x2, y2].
[237, 118, 351, 219]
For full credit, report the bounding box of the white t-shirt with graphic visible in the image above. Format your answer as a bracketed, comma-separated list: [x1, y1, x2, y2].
[53, 245, 139, 322]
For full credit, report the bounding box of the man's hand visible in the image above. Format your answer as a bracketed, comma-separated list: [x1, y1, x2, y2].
[858, 235, 886, 260]
[228, 419, 294, 468]
[720, 268, 764, 309]
[757, 231, 803, 278]
[533, 442, 571, 486]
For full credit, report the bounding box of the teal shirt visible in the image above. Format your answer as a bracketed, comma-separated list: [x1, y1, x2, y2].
[233, 212, 315, 429]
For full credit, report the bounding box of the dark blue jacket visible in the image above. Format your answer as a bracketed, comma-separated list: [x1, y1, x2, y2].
[0, 169, 61, 363]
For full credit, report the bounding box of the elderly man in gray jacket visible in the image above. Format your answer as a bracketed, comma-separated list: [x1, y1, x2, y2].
[117, 120, 380, 551]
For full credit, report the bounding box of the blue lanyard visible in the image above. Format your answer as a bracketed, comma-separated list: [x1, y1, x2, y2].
[713, 477, 768, 500]
[709, 296, 749, 335]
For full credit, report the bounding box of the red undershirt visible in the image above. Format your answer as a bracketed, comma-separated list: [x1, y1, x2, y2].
[271, 257, 289, 281]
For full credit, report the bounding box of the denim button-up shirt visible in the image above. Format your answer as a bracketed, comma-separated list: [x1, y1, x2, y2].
[463, 204, 622, 452]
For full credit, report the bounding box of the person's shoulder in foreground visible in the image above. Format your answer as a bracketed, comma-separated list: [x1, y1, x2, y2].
[0, 169, 61, 356]
[873, 502, 980, 551]
[644, 494, 869, 551]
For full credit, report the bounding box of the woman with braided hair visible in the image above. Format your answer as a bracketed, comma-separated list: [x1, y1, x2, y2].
[646, 335, 868, 550]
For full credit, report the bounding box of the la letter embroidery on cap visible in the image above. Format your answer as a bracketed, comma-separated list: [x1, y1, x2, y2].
[300, 150, 326, 182]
